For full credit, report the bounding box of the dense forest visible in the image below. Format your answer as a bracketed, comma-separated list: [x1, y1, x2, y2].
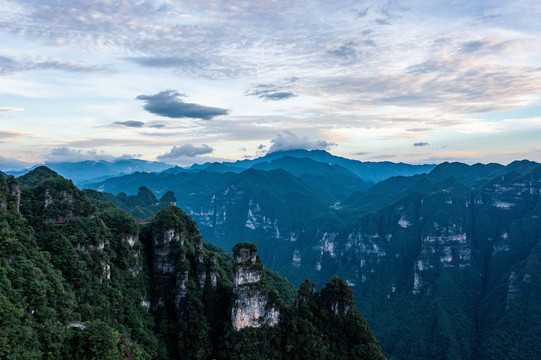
[0, 167, 384, 359]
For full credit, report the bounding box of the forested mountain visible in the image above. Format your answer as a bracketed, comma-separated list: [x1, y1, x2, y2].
[0, 168, 384, 359]
[88, 159, 541, 359]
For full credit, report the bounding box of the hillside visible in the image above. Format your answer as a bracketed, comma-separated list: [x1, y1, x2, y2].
[0, 168, 384, 359]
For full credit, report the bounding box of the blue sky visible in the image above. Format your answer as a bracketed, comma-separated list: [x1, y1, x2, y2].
[1, 0, 541, 169]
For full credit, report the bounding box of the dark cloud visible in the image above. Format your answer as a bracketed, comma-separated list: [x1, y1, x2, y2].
[136, 90, 229, 120]
[414, 142, 430, 147]
[361, 29, 373, 35]
[407, 127, 433, 132]
[375, 1, 408, 26]
[112, 120, 145, 128]
[363, 40, 377, 47]
[123, 56, 199, 68]
[258, 144, 266, 150]
[245, 84, 297, 101]
[461, 40, 484, 53]
[157, 144, 214, 161]
[329, 43, 357, 62]
[353, 152, 370, 156]
[355, 7, 370, 17]
[147, 122, 166, 128]
[268, 131, 335, 153]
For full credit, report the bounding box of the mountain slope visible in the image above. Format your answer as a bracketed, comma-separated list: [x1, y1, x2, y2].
[298, 163, 541, 359]
[0, 168, 384, 359]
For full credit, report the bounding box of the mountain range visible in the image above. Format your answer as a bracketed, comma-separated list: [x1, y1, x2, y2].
[79, 153, 541, 359]
[3, 150, 540, 359]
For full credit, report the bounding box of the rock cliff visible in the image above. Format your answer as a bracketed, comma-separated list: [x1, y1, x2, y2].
[231, 243, 279, 331]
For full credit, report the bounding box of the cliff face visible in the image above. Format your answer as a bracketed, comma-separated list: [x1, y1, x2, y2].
[149, 206, 219, 323]
[231, 243, 279, 331]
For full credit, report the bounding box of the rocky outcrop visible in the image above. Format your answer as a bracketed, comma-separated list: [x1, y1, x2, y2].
[7, 177, 20, 212]
[209, 254, 217, 289]
[124, 234, 141, 277]
[196, 237, 206, 288]
[153, 227, 186, 308]
[231, 243, 279, 331]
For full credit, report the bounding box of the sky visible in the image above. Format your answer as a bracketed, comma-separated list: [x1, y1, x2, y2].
[1, 0, 541, 170]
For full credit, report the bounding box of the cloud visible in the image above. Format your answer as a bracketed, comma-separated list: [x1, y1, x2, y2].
[157, 144, 214, 162]
[258, 144, 266, 150]
[136, 90, 229, 120]
[47, 147, 141, 162]
[318, 37, 541, 115]
[414, 142, 430, 147]
[461, 40, 484, 53]
[0, 156, 31, 171]
[0, 55, 111, 75]
[268, 131, 336, 153]
[328, 42, 358, 63]
[353, 152, 370, 156]
[124, 56, 198, 68]
[407, 127, 433, 132]
[0, 107, 23, 112]
[63, 137, 166, 147]
[355, 7, 370, 18]
[0, 131, 31, 138]
[111, 120, 145, 128]
[138, 131, 187, 138]
[245, 84, 297, 101]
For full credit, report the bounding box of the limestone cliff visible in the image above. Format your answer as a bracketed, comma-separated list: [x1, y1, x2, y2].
[231, 243, 279, 331]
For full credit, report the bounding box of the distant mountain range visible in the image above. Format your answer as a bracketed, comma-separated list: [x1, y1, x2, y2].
[188, 149, 436, 183]
[2, 149, 435, 189]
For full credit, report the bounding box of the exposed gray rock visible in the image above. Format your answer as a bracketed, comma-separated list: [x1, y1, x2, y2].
[196, 237, 206, 288]
[8, 178, 20, 211]
[209, 255, 217, 289]
[231, 243, 279, 331]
